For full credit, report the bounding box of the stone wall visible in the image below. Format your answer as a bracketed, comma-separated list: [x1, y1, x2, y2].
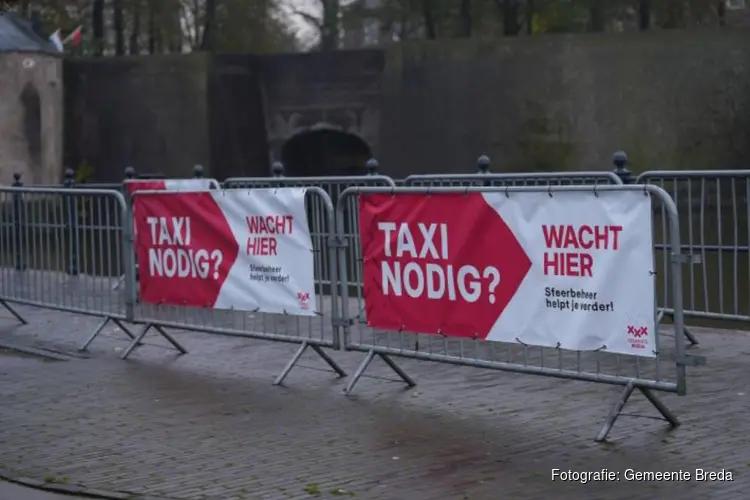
[61, 29, 750, 181]
[377, 29, 750, 176]
[64, 54, 210, 181]
[207, 55, 270, 180]
[0, 52, 63, 184]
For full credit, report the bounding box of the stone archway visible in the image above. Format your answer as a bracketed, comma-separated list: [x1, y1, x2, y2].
[280, 126, 372, 177]
[20, 82, 42, 184]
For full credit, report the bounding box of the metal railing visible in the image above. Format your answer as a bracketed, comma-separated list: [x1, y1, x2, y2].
[403, 171, 624, 187]
[636, 171, 750, 342]
[0, 186, 137, 342]
[0, 168, 712, 442]
[334, 184, 694, 442]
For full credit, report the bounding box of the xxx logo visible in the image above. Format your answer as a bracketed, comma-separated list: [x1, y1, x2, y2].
[297, 291, 310, 309]
[627, 325, 648, 338]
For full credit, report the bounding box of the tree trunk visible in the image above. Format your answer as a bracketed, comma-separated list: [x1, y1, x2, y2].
[526, 0, 535, 35]
[422, 0, 437, 39]
[319, 0, 340, 51]
[201, 0, 217, 50]
[501, 0, 521, 36]
[457, 0, 472, 37]
[660, 0, 686, 29]
[114, 0, 125, 55]
[29, 10, 43, 37]
[717, 0, 726, 26]
[148, 1, 155, 54]
[130, 0, 141, 55]
[638, 0, 651, 30]
[589, 0, 604, 32]
[92, 0, 105, 56]
[19, 0, 30, 17]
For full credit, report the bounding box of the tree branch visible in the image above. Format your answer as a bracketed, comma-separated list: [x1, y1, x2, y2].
[291, 9, 323, 30]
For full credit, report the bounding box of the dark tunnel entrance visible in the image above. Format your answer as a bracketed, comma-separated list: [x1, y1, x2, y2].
[280, 128, 371, 177]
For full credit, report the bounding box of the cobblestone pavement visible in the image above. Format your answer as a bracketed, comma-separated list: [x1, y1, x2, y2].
[0, 304, 748, 500]
[0, 481, 92, 500]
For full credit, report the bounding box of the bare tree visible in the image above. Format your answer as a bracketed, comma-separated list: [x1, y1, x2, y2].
[147, 0, 156, 53]
[293, 0, 341, 50]
[526, 0, 535, 34]
[130, 0, 142, 54]
[422, 0, 437, 39]
[588, 0, 604, 32]
[114, 0, 126, 54]
[638, 0, 651, 30]
[92, 0, 105, 55]
[457, 0, 472, 37]
[496, 0, 521, 35]
[200, 0, 217, 50]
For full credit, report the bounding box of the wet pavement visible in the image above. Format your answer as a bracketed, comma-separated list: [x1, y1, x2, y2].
[0, 481, 88, 500]
[0, 304, 748, 500]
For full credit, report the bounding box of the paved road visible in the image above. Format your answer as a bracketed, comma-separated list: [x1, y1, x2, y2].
[0, 481, 89, 500]
[0, 304, 747, 500]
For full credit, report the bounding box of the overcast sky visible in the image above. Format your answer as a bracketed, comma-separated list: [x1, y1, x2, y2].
[281, 0, 321, 48]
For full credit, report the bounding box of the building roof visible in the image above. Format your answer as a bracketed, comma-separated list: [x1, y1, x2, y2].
[0, 12, 59, 55]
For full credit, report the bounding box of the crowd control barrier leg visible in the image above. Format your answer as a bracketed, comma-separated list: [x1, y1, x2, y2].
[120, 323, 188, 360]
[595, 380, 680, 442]
[274, 341, 347, 386]
[656, 309, 699, 347]
[78, 316, 142, 352]
[0, 298, 28, 325]
[343, 349, 417, 395]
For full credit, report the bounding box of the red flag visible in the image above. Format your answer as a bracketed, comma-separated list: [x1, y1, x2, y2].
[64, 25, 82, 46]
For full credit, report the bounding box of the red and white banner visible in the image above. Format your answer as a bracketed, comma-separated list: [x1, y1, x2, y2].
[359, 191, 656, 357]
[126, 178, 220, 245]
[133, 188, 316, 315]
[124, 178, 219, 196]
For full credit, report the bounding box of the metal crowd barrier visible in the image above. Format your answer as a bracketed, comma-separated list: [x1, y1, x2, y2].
[637, 171, 750, 344]
[0, 175, 711, 441]
[334, 184, 696, 441]
[119, 186, 346, 386]
[404, 171, 624, 187]
[0, 186, 138, 342]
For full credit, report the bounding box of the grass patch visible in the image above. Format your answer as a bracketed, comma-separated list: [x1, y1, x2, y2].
[304, 483, 321, 495]
[44, 475, 68, 484]
[330, 487, 356, 496]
